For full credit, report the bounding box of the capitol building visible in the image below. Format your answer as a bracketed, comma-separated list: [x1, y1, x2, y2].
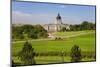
[43, 13, 70, 33]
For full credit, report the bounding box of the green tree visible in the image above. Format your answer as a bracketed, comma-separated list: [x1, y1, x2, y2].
[81, 21, 89, 30]
[70, 45, 82, 62]
[61, 27, 67, 32]
[12, 26, 24, 39]
[80, 21, 95, 30]
[28, 31, 37, 39]
[37, 31, 48, 38]
[69, 21, 95, 31]
[22, 24, 34, 34]
[34, 25, 47, 33]
[12, 24, 48, 39]
[18, 42, 36, 64]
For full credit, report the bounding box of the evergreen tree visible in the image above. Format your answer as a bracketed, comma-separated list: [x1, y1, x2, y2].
[18, 42, 36, 64]
[70, 45, 82, 62]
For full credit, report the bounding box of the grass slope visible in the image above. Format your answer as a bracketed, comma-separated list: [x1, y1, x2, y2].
[12, 33, 95, 54]
[12, 31, 96, 64]
[53, 30, 95, 36]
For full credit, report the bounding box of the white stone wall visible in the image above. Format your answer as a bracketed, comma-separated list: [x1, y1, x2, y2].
[43, 24, 70, 32]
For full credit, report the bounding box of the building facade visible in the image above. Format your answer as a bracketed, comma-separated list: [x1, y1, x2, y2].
[43, 13, 70, 32]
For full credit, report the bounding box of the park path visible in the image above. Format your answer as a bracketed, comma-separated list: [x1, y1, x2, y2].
[12, 32, 95, 43]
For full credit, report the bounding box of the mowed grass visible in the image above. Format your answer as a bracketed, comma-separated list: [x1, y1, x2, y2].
[12, 31, 96, 64]
[13, 56, 71, 64]
[13, 55, 95, 64]
[12, 31, 95, 55]
[53, 30, 95, 36]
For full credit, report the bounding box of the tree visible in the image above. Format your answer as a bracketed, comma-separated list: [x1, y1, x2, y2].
[28, 32, 37, 39]
[12, 26, 24, 39]
[21, 24, 34, 33]
[12, 24, 48, 39]
[18, 42, 36, 64]
[37, 31, 48, 38]
[34, 25, 47, 33]
[61, 27, 67, 32]
[80, 21, 95, 30]
[70, 45, 82, 62]
[69, 21, 95, 31]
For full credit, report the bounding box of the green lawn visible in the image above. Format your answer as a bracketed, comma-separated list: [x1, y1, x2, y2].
[53, 30, 95, 36]
[12, 30, 96, 65]
[12, 33, 95, 54]
[13, 55, 95, 65]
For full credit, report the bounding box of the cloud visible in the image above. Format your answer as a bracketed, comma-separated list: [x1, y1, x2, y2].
[12, 11, 32, 17]
[12, 11, 56, 24]
[12, 11, 55, 18]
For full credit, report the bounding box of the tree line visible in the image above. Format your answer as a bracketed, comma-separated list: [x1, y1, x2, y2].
[12, 21, 95, 40]
[12, 24, 48, 40]
[62, 21, 95, 31]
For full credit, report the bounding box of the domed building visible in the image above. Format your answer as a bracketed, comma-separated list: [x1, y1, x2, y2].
[43, 13, 70, 33]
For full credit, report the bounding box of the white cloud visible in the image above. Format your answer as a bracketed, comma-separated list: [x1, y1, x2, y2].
[12, 11, 55, 18]
[12, 11, 56, 24]
[12, 11, 32, 17]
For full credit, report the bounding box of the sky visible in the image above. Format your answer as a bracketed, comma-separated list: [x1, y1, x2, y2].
[12, 1, 96, 24]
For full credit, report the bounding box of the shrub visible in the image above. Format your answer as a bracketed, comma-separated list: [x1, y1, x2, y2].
[18, 42, 36, 64]
[70, 45, 82, 62]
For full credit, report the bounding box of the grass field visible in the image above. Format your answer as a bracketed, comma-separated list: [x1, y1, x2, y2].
[12, 30, 96, 65]
[53, 30, 95, 36]
[13, 55, 95, 65]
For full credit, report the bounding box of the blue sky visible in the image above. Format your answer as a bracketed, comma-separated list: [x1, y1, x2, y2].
[12, 1, 96, 24]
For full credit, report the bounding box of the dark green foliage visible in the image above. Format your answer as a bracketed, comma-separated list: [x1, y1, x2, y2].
[38, 31, 48, 38]
[70, 21, 95, 31]
[61, 27, 68, 32]
[18, 42, 36, 64]
[28, 33, 38, 39]
[12, 26, 24, 39]
[21, 25, 34, 34]
[34, 25, 48, 38]
[70, 45, 82, 62]
[34, 25, 47, 32]
[81, 21, 95, 30]
[70, 24, 81, 31]
[12, 24, 48, 40]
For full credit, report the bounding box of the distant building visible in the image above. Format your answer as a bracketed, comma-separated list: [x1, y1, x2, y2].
[43, 13, 70, 32]
[12, 13, 70, 33]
